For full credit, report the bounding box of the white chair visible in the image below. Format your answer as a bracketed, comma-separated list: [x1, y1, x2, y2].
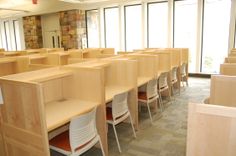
[171, 66, 180, 95]
[106, 92, 136, 153]
[138, 79, 163, 123]
[181, 63, 188, 87]
[49, 107, 105, 156]
[158, 72, 172, 105]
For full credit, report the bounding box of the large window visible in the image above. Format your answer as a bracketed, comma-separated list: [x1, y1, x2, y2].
[13, 20, 22, 50]
[174, 0, 198, 72]
[0, 20, 23, 51]
[104, 7, 119, 52]
[148, 2, 168, 48]
[86, 10, 99, 48]
[3, 21, 11, 50]
[125, 5, 142, 51]
[201, 0, 231, 73]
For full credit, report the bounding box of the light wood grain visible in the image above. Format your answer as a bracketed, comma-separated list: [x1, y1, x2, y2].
[0, 80, 50, 156]
[46, 99, 100, 131]
[220, 63, 236, 75]
[187, 103, 236, 156]
[210, 75, 236, 107]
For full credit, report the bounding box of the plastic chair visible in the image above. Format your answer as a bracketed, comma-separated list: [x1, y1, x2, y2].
[106, 92, 136, 153]
[138, 79, 163, 123]
[171, 66, 180, 95]
[49, 107, 105, 156]
[181, 63, 188, 87]
[158, 72, 172, 105]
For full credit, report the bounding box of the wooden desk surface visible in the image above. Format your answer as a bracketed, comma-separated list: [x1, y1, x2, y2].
[46, 99, 100, 132]
[29, 55, 47, 60]
[3, 52, 20, 56]
[2, 67, 72, 82]
[0, 57, 16, 64]
[105, 85, 133, 103]
[138, 76, 152, 87]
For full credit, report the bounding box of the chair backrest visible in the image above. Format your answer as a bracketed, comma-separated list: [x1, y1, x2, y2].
[147, 79, 158, 99]
[181, 63, 187, 75]
[171, 67, 178, 81]
[159, 72, 168, 89]
[69, 107, 97, 153]
[112, 92, 129, 119]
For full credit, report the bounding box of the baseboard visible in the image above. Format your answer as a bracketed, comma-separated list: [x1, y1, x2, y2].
[188, 73, 211, 78]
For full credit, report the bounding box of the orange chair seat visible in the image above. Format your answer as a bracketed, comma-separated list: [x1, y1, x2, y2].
[49, 131, 71, 152]
[106, 107, 129, 121]
[106, 107, 113, 120]
[138, 92, 147, 100]
[50, 131, 93, 153]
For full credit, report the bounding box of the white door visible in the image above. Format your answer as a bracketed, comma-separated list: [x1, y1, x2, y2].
[44, 30, 61, 48]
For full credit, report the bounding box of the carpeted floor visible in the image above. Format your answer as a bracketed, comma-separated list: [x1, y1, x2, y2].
[51, 77, 210, 156]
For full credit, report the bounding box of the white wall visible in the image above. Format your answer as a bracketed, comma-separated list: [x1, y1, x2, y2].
[41, 13, 61, 48]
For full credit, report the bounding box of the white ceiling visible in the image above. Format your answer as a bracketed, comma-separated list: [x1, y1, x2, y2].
[0, 0, 142, 19]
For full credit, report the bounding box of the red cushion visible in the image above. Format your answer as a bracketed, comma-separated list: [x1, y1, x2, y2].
[49, 130, 71, 152]
[49, 131, 94, 153]
[106, 107, 113, 120]
[138, 92, 147, 100]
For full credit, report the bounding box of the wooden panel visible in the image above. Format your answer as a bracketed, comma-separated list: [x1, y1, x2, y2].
[60, 66, 108, 155]
[144, 51, 171, 72]
[45, 53, 60, 65]
[210, 75, 236, 107]
[26, 49, 47, 55]
[68, 50, 83, 58]
[42, 78, 64, 104]
[62, 67, 105, 102]
[15, 57, 30, 73]
[187, 103, 236, 156]
[129, 54, 158, 78]
[105, 59, 137, 87]
[220, 63, 236, 75]
[59, 55, 69, 65]
[67, 58, 92, 64]
[224, 57, 236, 63]
[27, 64, 55, 71]
[168, 48, 181, 68]
[0, 80, 49, 156]
[83, 48, 103, 58]
[100, 48, 115, 55]
[0, 62, 16, 76]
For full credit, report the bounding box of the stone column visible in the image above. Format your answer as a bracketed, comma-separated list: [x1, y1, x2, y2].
[23, 16, 43, 49]
[59, 10, 86, 50]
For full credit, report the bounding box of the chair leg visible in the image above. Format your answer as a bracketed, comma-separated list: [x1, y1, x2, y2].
[112, 124, 122, 153]
[168, 88, 172, 104]
[158, 97, 163, 112]
[129, 114, 136, 138]
[98, 137, 106, 156]
[147, 103, 153, 124]
[159, 91, 166, 110]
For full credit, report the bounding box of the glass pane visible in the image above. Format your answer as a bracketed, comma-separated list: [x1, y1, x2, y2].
[0, 24, 2, 49]
[202, 0, 231, 73]
[86, 10, 99, 48]
[148, 2, 168, 48]
[13, 20, 22, 50]
[234, 22, 236, 48]
[104, 7, 119, 53]
[125, 5, 142, 51]
[4, 21, 11, 51]
[174, 0, 198, 73]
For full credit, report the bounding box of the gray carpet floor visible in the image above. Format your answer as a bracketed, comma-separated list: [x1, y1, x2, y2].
[51, 77, 210, 156]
